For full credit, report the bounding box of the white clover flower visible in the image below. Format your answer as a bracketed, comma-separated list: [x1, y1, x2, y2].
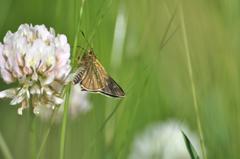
[68, 85, 91, 118]
[0, 24, 71, 115]
[128, 120, 201, 159]
[35, 85, 91, 121]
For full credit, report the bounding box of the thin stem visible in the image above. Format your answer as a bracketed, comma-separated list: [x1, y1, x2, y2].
[99, 100, 123, 132]
[30, 117, 36, 159]
[59, 0, 86, 158]
[159, 4, 178, 48]
[72, 0, 86, 68]
[29, 103, 36, 159]
[59, 85, 72, 159]
[0, 131, 13, 159]
[180, 6, 208, 159]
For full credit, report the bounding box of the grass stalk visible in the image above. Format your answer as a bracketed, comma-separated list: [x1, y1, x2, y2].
[59, 85, 72, 159]
[180, 6, 208, 159]
[159, 4, 178, 49]
[72, 0, 86, 67]
[59, 0, 86, 158]
[99, 100, 123, 131]
[0, 131, 13, 159]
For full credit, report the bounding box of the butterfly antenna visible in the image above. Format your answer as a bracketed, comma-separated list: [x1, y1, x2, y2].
[76, 45, 84, 50]
[71, 45, 85, 51]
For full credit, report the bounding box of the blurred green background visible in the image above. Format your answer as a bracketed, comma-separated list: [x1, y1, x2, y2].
[0, 0, 240, 158]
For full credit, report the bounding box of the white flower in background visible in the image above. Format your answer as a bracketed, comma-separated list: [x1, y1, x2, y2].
[35, 85, 91, 121]
[68, 85, 91, 118]
[128, 120, 201, 159]
[0, 24, 71, 115]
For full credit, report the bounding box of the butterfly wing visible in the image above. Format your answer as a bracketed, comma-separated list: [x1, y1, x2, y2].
[74, 49, 125, 98]
[80, 53, 107, 91]
[99, 76, 125, 97]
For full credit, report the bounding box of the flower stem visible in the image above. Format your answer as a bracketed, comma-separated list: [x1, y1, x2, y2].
[59, 85, 71, 159]
[30, 118, 36, 159]
[29, 104, 36, 159]
[180, 6, 208, 159]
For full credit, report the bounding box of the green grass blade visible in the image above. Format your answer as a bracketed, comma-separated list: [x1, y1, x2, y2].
[59, 0, 86, 158]
[0, 131, 13, 159]
[159, 4, 178, 49]
[99, 100, 123, 132]
[182, 131, 200, 159]
[180, 5, 208, 159]
[71, 0, 86, 68]
[59, 85, 72, 159]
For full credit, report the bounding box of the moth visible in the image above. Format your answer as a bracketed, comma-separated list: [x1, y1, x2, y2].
[72, 49, 125, 98]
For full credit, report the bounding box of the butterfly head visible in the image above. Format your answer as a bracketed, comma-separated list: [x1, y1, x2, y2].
[84, 48, 96, 60]
[87, 48, 95, 56]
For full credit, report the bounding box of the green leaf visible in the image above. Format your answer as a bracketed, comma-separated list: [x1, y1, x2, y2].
[181, 131, 200, 159]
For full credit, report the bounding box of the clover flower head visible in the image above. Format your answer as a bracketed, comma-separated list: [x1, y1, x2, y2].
[35, 85, 91, 121]
[0, 24, 71, 115]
